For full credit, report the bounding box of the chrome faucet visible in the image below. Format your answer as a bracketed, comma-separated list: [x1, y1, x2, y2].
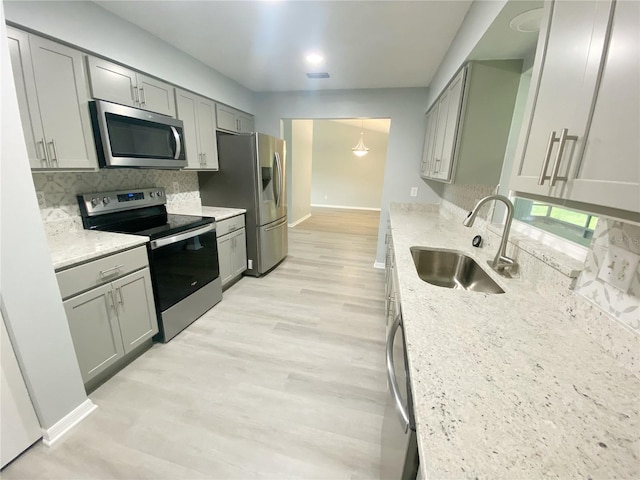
[463, 194, 516, 274]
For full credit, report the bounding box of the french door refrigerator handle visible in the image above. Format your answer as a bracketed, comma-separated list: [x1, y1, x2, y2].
[274, 152, 283, 208]
[386, 313, 410, 433]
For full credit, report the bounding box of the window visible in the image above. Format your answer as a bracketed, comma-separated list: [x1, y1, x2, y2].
[513, 198, 598, 247]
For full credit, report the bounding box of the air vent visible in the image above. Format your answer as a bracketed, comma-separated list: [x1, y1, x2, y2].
[306, 72, 330, 79]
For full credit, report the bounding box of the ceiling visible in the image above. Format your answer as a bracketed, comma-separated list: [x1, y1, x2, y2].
[94, 0, 472, 93]
[330, 118, 391, 134]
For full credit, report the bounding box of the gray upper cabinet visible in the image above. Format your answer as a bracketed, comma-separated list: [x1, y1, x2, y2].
[175, 88, 219, 170]
[216, 104, 254, 133]
[510, 0, 638, 217]
[421, 60, 522, 185]
[87, 56, 176, 117]
[7, 27, 98, 171]
[564, 0, 639, 214]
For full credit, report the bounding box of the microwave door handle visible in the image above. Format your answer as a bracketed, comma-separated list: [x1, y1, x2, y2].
[170, 126, 182, 160]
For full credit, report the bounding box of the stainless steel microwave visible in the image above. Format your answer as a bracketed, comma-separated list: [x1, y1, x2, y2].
[90, 100, 187, 169]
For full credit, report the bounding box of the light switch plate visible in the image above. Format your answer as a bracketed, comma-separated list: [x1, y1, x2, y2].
[597, 245, 640, 292]
[410, 187, 418, 197]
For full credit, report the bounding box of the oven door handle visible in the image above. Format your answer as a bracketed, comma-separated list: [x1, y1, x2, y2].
[150, 223, 215, 250]
[386, 313, 410, 433]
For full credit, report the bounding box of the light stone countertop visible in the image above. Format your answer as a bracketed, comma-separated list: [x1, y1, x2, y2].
[389, 205, 639, 479]
[47, 230, 149, 271]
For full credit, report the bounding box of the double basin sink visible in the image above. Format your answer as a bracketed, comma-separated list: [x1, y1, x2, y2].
[410, 247, 504, 294]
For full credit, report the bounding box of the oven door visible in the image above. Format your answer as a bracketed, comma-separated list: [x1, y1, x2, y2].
[148, 223, 219, 312]
[91, 100, 187, 169]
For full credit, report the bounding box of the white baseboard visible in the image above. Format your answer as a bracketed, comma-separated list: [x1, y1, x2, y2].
[373, 261, 385, 269]
[310, 204, 381, 212]
[42, 399, 97, 447]
[288, 213, 312, 227]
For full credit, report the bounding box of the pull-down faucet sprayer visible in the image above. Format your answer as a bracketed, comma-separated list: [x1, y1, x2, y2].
[463, 194, 517, 275]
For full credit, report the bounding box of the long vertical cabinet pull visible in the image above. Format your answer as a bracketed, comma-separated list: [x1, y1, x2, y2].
[36, 139, 49, 167]
[538, 131, 559, 185]
[47, 140, 59, 167]
[550, 128, 578, 186]
[116, 287, 124, 306]
[107, 290, 116, 311]
[132, 85, 140, 105]
[139, 87, 146, 107]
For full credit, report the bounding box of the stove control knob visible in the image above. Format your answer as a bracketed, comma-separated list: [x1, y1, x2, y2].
[157, 190, 163, 197]
[102, 197, 110, 206]
[91, 197, 99, 208]
[150, 191, 156, 198]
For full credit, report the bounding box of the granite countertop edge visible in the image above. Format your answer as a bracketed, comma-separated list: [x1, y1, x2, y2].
[388, 204, 639, 479]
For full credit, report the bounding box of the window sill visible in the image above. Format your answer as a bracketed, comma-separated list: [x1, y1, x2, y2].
[487, 220, 587, 278]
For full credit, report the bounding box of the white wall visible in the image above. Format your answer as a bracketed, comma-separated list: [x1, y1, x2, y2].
[0, 6, 88, 429]
[3, 0, 254, 113]
[289, 120, 313, 225]
[425, 0, 507, 108]
[254, 88, 440, 264]
[310, 120, 388, 209]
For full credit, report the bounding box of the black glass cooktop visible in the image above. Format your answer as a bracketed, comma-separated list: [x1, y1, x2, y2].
[135, 214, 215, 240]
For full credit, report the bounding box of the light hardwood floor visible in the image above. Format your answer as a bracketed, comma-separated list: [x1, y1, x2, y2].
[2, 208, 387, 480]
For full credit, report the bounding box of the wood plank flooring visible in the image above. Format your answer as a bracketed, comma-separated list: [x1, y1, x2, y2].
[2, 208, 387, 480]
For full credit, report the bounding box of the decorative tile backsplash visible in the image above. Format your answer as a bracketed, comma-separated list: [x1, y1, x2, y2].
[32, 170, 200, 235]
[441, 183, 497, 220]
[575, 219, 640, 331]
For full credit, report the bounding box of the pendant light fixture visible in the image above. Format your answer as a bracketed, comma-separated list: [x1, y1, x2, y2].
[352, 119, 369, 157]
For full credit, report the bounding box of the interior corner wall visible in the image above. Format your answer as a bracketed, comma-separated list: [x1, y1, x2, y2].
[253, 88, 440, 265]
[425, 0, 507, 108]
[0, 7, 88, 429]
[3, 0, 254, 113]
[310, 121, 387, 209]
[289, 120, 313, 225]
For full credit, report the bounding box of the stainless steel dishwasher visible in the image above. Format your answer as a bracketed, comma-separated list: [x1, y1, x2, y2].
[381, 311, 419, 480]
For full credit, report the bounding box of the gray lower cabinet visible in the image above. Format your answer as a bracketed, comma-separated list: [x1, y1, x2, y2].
[59, 249, 158, 385]
[216, 215, 247, 288]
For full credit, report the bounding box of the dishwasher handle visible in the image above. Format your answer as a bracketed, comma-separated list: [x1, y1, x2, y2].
[386, 313, 410, 433]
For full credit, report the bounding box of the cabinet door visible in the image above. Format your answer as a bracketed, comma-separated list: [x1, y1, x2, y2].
[420, 108, 437, 178]
[510, 0, 613, 198]
[231, 228, 247, 276]
[197, 97, 219, 170]
[216, 104, 238, 132]
[112, 269, 158, 355]
[217, 234, 234, 287]
[63, 284, 124, 383]
[86, 56, 137, 108]
[6, 27, 47, 169]
[237, 113, 254, 133]
[430, 92, 450, 179]
[567, 0, 640, 214]
[30, 35, 97, 170]
[175, 89, 201, 169]
[434, 68, 465, 182]
[136, 73, 176, 117]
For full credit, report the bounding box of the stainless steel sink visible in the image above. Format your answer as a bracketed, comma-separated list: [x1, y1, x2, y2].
[410, 247, 505, 294]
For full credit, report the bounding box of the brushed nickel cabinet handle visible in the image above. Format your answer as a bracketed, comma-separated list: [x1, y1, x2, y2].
[99, 264, 123, 279]
[116, 287, 124, 305]
[132, 85, 140, 105]
[37, 139, 49, 167]
[107, 290, 116, 311]
[538, 131, 559, 185]
[550, 128, 578, 186]
[139, 87, 146, 106]
[47, 140, 59, 167]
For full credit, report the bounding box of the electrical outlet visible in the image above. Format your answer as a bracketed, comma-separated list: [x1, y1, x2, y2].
[173, 181, 180, 194]
[247, 259, 253, 269]
[597, 245, 640, 292]
[410, 187, 418, 197]
[35, 190, 46, 208]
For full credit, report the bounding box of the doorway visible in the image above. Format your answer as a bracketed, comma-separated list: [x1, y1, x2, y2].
[283, 118, 391, 227]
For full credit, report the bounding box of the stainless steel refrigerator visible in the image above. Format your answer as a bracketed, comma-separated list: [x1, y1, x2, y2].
[199, 132, 287, 277]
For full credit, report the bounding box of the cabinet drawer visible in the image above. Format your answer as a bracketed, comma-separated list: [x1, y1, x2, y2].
[216, 214, 245, 237]
[56, 246, 149, 299]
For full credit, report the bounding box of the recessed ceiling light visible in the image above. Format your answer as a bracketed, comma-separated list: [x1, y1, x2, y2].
[509, 8, 543, 33]
[305, 53, 324, 65]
